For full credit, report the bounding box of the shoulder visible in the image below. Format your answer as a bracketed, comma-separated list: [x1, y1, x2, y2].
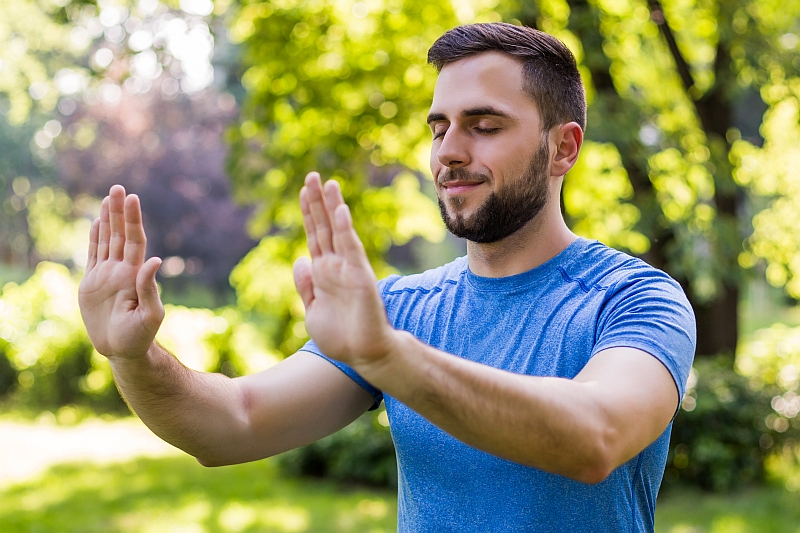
[561, 240, 684, 297]
[378, 256, 468, 298]
[570, 242, 695, 344]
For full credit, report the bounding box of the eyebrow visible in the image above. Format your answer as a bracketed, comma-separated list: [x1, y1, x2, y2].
[426, 106, 512, 124]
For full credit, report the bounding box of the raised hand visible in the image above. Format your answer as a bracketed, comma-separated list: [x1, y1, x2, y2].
[293, 173, 397, 370]
[79, 185, 164, 360]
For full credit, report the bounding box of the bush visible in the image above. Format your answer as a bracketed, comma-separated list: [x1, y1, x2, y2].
[0, 340, 17, 396]
[278, 409, 397, 487]
[0, 262, 125, 412]
[664, 353, 800, 492]
[0, 263, 279, 414]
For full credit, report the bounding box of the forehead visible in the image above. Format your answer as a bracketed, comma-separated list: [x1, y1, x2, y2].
[430, 51, 539, 120]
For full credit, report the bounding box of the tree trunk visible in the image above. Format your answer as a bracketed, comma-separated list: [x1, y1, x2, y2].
[561, 0, 741, 357]
[648, 1, 741, 357]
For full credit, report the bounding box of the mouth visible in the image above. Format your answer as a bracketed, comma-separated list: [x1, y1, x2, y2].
[439, 180, 486, 195]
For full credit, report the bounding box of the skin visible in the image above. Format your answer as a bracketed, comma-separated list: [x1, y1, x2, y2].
[79, 51, 679, 482]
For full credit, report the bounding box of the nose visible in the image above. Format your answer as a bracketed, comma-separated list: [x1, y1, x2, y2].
[435, 129, 470, 168]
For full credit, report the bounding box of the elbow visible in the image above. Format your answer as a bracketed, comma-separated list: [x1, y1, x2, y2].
[195, 445, 282, 468]
[574, 461, 613, 485]
[571, 430, 618, 485]
[196, 455, 231, 468]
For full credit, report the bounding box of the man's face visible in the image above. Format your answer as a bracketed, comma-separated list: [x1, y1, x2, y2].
[428, 52, 552, 243]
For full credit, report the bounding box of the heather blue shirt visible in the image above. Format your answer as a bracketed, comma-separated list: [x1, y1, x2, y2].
[301, 238, 696, 532]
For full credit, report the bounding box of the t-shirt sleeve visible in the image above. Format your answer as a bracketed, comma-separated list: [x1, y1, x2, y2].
[299, 276, 401, 410]
[592, 269, 697, 406]
[299, 341, 383, 410]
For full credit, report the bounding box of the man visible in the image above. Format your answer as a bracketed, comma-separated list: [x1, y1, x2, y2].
[79, 23, 695, 532]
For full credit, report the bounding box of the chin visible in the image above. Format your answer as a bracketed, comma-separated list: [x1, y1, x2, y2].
[444, 206, 477, 225]
[443, 195, 479, 214]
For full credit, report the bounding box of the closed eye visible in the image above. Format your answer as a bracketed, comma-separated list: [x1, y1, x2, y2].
[475, 127, 500, 135]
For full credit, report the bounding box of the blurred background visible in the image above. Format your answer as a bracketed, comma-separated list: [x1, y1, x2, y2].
[1, 0, 799, 531]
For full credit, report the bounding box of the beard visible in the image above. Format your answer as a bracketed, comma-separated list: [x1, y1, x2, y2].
[437, 137, 550, 244]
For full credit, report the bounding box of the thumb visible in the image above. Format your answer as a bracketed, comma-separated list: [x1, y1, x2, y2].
[136, 256, 164, 317]
[293, 256, 314, 309]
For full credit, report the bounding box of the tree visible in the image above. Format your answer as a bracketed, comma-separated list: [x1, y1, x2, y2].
[225, 0, 463, 354]
[227, 0, 800, 360]
[1, 0, 258, 302]
[0, 0, 92, 271]
[553, 0, 800, 357]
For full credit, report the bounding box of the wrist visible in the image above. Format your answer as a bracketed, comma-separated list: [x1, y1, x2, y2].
[108, 341, 162, 371]
[354, 329, 423, 394]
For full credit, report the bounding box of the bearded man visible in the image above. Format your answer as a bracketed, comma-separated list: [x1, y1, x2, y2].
[79, 23, 695, 532]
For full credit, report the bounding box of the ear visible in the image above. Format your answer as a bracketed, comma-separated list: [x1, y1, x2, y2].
[549, 122, 583, 178]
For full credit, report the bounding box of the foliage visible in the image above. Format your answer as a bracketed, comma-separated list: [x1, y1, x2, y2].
[737, 323, 800, 436]
[225, 0, 652, 356]
[48, 0, 257, 299]
[225, 0, 491, 355]
[221, 0, 800, 357]
[0, 262, 120, 410]
[54, 88, 258, 299]
[157, 304, 279, 377]
[0, 0, 90, 272]
[278, 409, 397, 488]
[665, 349, 800, 492]
[0, 260, 276, 410]
[562, 141, 649, 253]
[528, 0, 800, 354]
[25, 185, 98, 266]
[734, 97, 800, 297]
[0, 453, 397, 532]
[666, 357, 777, 491]
[0, 0, 94, 125]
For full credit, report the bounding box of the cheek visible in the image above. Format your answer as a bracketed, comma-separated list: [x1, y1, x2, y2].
[429, 151, 442, 176]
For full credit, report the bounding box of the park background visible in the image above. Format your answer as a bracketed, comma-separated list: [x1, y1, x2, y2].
[1, 0, 799, 531]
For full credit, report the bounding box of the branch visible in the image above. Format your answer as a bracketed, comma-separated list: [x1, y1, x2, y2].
[647, 0, 696, 93]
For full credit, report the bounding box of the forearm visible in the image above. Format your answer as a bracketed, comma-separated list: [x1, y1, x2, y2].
[109, 342, 250, 465]
[360, 331, 622, 483]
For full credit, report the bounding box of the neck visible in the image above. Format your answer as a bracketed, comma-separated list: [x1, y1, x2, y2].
[465, 203, 577, 278]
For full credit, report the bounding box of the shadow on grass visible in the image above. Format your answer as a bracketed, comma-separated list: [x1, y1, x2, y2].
[0, 454, 396, 533]
[655, 485, 800, 533]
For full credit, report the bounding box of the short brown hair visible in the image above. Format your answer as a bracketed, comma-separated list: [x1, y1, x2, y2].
[428, 23, 586, 131]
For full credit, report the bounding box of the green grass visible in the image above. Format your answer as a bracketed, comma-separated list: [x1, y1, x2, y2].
[655, 485, 800, 533]
[2, 451, 800, 532]
[0, 455, 396, 533]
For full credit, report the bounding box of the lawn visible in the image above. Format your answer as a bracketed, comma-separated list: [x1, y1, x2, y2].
[1, 415, 799, 533]
[3, 455, 800, 533]
[0, 455, 397, 533]
[655, 486, 800, 533]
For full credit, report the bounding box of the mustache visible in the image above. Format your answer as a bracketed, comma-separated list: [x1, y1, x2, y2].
[437, 168, 490, 186]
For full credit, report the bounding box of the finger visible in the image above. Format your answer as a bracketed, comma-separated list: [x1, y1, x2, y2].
[86, 217, 100, 273]
[324, 180, 347, 255]
[136, 256, 164, 319]
[108, 185, 127, 261]
[333, 203, 368, 266]
[123, 194, 147, 266]
[300, 187, 322, 258]
[304, 172, 334, 254]
[323, 179, 344, 210]
[292, 256, 314, 310]
[98, 196, 111, 262]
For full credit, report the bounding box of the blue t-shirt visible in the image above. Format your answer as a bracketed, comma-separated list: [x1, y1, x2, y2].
[301, 238, 696, 532]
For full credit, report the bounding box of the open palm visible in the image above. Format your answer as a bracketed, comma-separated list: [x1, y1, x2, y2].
[293, 173, 395, 369]
[79, 186, 164, 360]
